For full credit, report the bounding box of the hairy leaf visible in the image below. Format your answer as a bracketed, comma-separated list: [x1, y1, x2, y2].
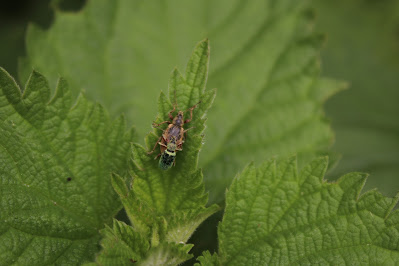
[0, 68, 134, 265]
[197, 157, 399, 265]
[95, 220, 149, 265]
[95, 218, 195, 265]
[21, 0, 343, 203]
[93, 40, 219, 265]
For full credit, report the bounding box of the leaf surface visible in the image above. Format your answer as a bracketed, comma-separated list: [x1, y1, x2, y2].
[197, 157, 399, 265]
[0, 68, 134, 265]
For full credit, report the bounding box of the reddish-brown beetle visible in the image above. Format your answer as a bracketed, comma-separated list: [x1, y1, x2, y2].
[147, 97, 200, 169]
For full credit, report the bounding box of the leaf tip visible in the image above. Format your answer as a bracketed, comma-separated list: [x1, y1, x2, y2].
[0, 66, 20, 94]
[171, 67, 180, 76]
[0, 66, 10, 75]
[199, 37, 209, 47]
[338, 172, 368, 199]
[111, 173, 129, 198]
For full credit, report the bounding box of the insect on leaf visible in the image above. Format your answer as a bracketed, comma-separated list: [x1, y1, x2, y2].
[93, 40, 219, 265]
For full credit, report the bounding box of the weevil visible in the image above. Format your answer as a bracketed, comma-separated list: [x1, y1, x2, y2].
[147, 97, 201, 169]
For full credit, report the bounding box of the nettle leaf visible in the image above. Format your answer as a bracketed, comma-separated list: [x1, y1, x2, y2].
[22, 0, 344, 203]
[94, 40, 219, 265]
[196, 251, 220, 266]
[95, 220, 149, 265]
[0, 68, 134, 264]
[197, 157, 399, 265]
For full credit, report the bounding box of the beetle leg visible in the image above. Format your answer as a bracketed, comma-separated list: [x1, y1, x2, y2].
[168, 103, 177, 120]
[183, 126, 195, 133]
[168, 92, 178, 120]
[154, 153, 161, 160]
[182, 127, 195, 140]
[184, 100, 201, 124]
[169, 90, 179, 120]
[147, 136, 163, 154]
[152, 120, 170, 127]
[176, 142, 183, 151]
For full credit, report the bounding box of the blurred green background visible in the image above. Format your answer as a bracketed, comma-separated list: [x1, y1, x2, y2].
[313, 0, 399, 195]
[1, 0, 397, 195]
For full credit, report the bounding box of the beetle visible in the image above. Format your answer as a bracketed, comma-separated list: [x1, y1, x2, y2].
[147, 98, 201, 169]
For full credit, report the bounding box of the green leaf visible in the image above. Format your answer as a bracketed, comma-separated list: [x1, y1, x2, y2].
[195, 251, 220, 266]
[96, 220, 149, 265]
[139, 243, 194, 266]
[199, 156, 399, 265]
[202, 32, 346, 203]
[95, 219, 195, 265]
[0, 67, 134, 264]
[22, 0, 343, 203]
[94, 40, 219, 265]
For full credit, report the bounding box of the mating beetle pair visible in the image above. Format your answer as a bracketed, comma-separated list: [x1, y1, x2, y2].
[147, 97, 201, 170]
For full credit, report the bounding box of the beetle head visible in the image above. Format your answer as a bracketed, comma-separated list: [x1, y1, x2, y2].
[173, 111, 184, 126]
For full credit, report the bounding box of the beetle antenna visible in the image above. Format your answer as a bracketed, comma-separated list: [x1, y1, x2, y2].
[184, 100, 202, 113]
[173, 90, 178, 109]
